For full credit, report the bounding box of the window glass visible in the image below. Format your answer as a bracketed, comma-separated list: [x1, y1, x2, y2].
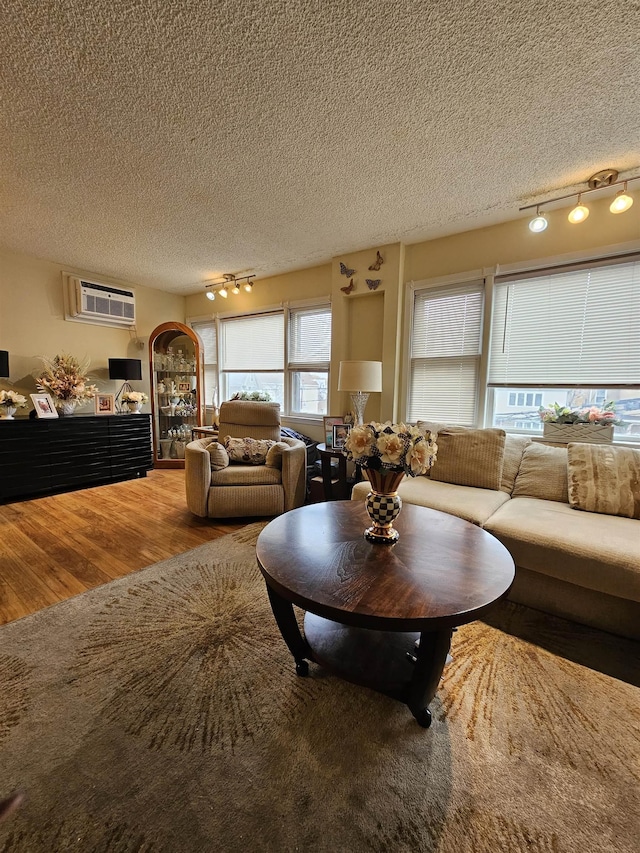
[288, 304, 331, 415]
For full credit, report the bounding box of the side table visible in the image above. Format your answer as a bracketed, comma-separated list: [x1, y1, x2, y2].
[315, 442, 361, 501]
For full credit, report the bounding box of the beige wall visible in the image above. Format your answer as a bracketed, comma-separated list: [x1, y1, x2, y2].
[0, 247, 185, 412]
[2, 193, 638, 427]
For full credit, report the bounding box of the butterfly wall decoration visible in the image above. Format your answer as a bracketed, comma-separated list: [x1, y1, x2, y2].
[368, 251, 384, 271]
[340, 262, 356, 277]
[341, 278, 355, 295]
[366, 279, 381, 291]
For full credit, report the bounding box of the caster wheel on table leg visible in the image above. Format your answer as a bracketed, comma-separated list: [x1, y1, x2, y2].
[295, 660, 309, 677]
[414, 707, 432, 728]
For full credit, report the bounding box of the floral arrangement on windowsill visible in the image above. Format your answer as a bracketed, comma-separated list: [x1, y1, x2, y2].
[229, 391, 273, 402]
[344, 421, 437, 477]
[122, 391, 149, 405]
[35, 354, 98, 408]
[538, 401, 623, 426]
[0, 390, 28, 410]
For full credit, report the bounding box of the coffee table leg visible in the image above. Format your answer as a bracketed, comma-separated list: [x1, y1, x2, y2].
[406, 629, 452, 728]
[266, 585, 312, 676]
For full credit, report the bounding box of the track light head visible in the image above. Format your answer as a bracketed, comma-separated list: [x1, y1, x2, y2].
[219, 286, 228, 298]
[610, 184, 633, 214]
[206, 289, 215, 301]
[232, 284, 240, 294]
[528, 206, 548, 233]
[568, 196, 589, 224]
[244, 281, 253, 292]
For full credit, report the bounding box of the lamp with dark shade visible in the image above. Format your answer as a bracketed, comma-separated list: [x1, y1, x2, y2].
[0, 351, 9, 378]
[109, 358, 142, 412]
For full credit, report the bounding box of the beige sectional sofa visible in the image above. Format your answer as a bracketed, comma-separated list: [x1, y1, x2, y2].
[351, 427, 640, 641]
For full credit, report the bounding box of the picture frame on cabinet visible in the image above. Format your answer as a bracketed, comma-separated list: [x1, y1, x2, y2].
[95, 393, 115, 415]
[177, 381, 191, 393]
[30, 393, 58, 419]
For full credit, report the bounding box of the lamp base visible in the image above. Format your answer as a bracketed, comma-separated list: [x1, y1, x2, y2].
[115, 382, 133, 413]
[350, 391, 370, 426]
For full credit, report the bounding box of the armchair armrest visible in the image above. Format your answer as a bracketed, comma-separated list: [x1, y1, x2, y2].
[280, 438, 307, 511]
[185, 439, 214, 517]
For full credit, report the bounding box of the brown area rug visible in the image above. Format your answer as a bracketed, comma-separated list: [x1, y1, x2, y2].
[1, 523, 638, 852]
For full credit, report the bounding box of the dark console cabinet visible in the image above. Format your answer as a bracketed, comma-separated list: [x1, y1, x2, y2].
[0, 415, 153, 502]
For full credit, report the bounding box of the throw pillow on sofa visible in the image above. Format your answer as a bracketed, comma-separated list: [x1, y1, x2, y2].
[512, 443, 568, 502]
[224, 436, 275, 465]
[430, 428, 506, 490]
[207, 441, 230, 471]
[567, 443, 640, 519]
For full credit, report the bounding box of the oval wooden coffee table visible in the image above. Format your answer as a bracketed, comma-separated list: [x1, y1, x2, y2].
[256, 501, 515, 727]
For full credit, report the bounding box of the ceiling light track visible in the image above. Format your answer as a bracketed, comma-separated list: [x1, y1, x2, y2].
[205, 273, 255, 301]
[520, 169, 638, 233]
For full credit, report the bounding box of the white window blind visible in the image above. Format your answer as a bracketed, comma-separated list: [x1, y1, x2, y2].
[221, 312, 284, 371]
[489, 257, 640, 387]
[288, 304, 331, 368]
[191, 320, 218, 406]
[408, 281, 484, 425]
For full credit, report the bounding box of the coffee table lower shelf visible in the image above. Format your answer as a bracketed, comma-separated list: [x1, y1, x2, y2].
[304, 613, 453, 727]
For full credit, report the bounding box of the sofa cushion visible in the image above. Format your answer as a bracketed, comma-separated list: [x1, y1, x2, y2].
[484, 496, 640, 602]
[430, 428, 506, 490]
[210, 464, 282, 486]
[223, 436, 275, 465]
[500, 434, 531, 493]
[206, 441, 230, 471]
[351, 476, 510, 526]
[512, 443, 568, 502]
[567, 443, 640, 519]
[265, 441, 290, 468]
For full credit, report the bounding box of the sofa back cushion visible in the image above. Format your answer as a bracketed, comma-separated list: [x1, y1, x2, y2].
[500, 434, 531, 493]
[430, 428, 506, 490]
[512, 443, 568, 502]
[567, 443, 640, 519]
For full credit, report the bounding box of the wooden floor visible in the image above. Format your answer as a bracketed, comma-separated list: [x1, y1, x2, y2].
[0, 470, 251, 626]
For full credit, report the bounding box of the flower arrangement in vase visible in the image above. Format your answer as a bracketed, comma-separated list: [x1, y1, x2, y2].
[122, 391, 149, 413]
[0, 390, 28, 420]
[35, 354, 98, 415]
[344, 421, 437, 543]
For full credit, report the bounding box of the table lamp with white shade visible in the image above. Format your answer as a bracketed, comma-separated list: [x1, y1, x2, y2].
[337, 360, 382, 425]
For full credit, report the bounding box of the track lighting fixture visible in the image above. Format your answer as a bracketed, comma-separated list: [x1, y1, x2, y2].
[520, 169, 638, 233]
[202, 273, 256, 300]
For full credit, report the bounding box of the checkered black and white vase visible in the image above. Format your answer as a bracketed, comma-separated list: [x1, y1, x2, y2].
[363, 468, 405, 544]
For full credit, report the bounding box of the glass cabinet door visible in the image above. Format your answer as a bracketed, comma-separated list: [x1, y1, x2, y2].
[149, 322, 203, 468]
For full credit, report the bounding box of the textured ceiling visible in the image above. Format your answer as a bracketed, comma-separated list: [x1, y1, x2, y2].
[1, 0, 639, 295]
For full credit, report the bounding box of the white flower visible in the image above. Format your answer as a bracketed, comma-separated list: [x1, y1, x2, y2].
[0, 390, 27, 408]
[122, 391, 149, 404]
[343, 420, 437, 478]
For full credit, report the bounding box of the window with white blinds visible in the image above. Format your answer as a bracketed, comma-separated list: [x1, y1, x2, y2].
[288, 304, 331, 368]
[221, 312, 284, 371]
[287, 303, 331, 415]
[190, 320, 218, 408]
[408, 281, 484, 425]
[489, 257, 640, 387]
[220, 312, 285, 404]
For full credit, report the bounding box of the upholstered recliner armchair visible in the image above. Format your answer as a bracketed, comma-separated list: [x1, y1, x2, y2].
[185, 400, 307, 518]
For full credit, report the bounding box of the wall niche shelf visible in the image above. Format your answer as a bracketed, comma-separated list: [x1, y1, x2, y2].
[149, 322, 203, 469]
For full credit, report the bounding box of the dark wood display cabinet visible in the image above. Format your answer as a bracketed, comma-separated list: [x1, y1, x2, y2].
[0, 415, 153, 503]
[149, 322, 203, 468]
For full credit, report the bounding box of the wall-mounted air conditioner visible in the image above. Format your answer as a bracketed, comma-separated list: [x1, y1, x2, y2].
[66, 276, 136, 327]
